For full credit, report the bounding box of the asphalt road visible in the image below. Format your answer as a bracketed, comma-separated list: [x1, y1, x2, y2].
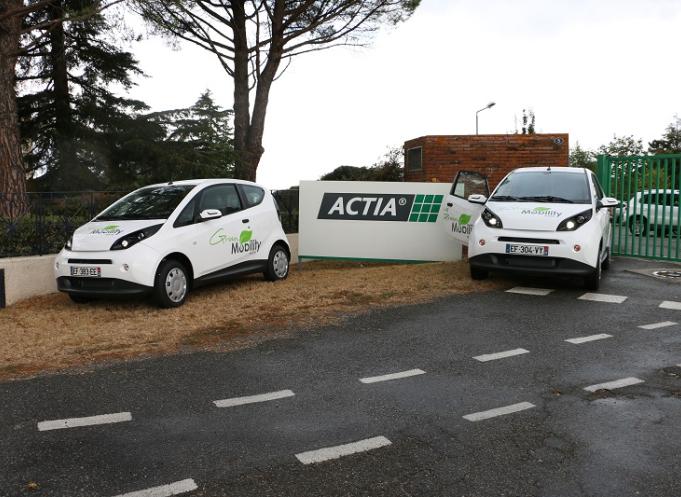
[1, 257, 681, 497]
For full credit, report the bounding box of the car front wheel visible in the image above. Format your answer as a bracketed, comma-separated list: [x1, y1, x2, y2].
[154, 259, 189, 308]
[585, 249, 602, 291]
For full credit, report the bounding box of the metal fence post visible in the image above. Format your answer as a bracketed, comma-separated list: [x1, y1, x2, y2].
[596, 155, 610, 196]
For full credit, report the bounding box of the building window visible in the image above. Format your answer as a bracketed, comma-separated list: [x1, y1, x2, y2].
[406, 147, 422, 171]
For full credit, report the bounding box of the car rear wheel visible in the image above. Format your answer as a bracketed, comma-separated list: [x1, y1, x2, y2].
[69, 294, 92, 304]
[602, 248, 611, 271]
[470, 266, 488, 280]
[629, 215, 648, 236]
[264, 244, 290, 281]
[154, 259, 189, 308]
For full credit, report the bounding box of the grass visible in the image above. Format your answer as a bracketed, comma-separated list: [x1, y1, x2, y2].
[0, 261, 504, 381]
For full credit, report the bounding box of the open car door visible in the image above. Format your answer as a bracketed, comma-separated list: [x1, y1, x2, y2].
[445, 170, 490, 245]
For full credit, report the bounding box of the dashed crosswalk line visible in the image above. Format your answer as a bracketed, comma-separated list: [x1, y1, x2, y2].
[295, 436, 392, 464]
[584, 377, 644, 392]
[565, 333, 612, 344]
[360, 369, 425, 384]
[659, 301, 681, 311]
[578, 293, 627, 304]
[505, 287, 554, 296]
[111, 478, 197, 497]
[473, 348, 529, 362]
[463, 402, 535, 422]
[638, 321, 677, 330]
[213, 389, 294, 408]
[38, 412, 132, 432]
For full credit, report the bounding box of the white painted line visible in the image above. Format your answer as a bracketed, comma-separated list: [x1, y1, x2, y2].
[565, 333, 613, 344]
[112, 478, 197, 497]
[38, 412, 132, 432]
[463, 402, 535, 422]
[295, 436, 392, 465]
[473, 348, 529, 362]
[578, 293, 628, 304]
[584, 377, 644, 392]
[659, 300, 681, 311]
[360, 369, 426, 384]
[638, 321, 677, 330]
[506, 287, 554, 296]
[213, 389, 294, 408]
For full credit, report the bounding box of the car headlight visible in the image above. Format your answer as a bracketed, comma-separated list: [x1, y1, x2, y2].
[110, 224, 163, 250]
[481, 208, 503, 229]
[557, 209, 593, 231]
[64, 236, 73, 251]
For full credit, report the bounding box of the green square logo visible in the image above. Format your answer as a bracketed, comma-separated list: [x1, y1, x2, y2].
[415, 194, 425, 203]
[428, 214, 438, 223]
[409, 213, 419, 222]
[412, 203, 423, 214]
[430, 204, 440, 213]
[424, 194, 434, 203]
[418, 213, 430, 222]
[433, 195, 444, 203]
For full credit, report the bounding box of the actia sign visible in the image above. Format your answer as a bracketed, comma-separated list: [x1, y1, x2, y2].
[318, 193, 444, 223]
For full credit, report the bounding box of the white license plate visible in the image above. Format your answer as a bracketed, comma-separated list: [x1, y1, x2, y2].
[505, 243, 549, 256]
[70, 266, 101, 277]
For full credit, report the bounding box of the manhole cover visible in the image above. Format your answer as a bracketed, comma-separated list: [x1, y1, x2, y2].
[653, 270, 681, 279]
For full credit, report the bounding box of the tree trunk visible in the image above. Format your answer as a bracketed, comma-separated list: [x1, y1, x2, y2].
[231, 0, 252, 181]
[0, 0, 29, 218]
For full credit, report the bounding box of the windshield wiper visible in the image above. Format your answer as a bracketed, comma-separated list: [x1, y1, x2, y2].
[490, 195, 521, 201]
[518, 196, 575, 204]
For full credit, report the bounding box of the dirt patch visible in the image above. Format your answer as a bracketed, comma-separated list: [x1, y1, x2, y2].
[0, 261, 503, 380]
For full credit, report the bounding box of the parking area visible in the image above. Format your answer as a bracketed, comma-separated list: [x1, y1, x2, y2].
[1, 257, 681, 497]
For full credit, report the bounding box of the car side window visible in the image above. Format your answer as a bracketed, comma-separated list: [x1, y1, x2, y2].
[451, 171, 489, 199]
[240, 185, 265, 208]
[591, 174, 604, 200]
[199, 184, 242, 215]
[174, 198, 197, 228]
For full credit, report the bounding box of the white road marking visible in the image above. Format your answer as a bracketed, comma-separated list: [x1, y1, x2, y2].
[213, 389, 294, 408]
[584, 377, 644, 392]
[463, 402, 535, 422]
[565, 333, 613, 344]
[473, 348, 529, 362]
[578, 293, 628, 304]
[295, 436, 392, 465]
[360, 369, 426, 384]
[659, 300, 681, 310]
[506, 287, 554, 296]
[37, 412, 132, 432]
[111, 478, 197, 497]
[638, 321, 677, 330]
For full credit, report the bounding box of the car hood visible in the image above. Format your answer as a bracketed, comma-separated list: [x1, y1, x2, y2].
[71, 219, 165, 252]
[485, 202, 592, 231]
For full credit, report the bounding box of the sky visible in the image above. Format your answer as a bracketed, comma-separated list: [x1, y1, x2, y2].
[127, 0, 681, 189]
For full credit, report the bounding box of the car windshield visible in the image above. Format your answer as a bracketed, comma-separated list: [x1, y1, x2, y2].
[96, 185, 195, 221]
[491, 171, 591, 204]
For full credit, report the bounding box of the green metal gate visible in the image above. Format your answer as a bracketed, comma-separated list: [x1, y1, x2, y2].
[597, 154, 681, 262]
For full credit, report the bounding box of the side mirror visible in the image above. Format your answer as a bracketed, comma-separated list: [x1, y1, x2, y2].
[598, 197, 620, 209]
[199, 208, 222, 220]
[468, 194, 488, 205]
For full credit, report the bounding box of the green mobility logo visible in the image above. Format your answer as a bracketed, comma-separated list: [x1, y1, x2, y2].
[89, 224, 122, 235]
[318, 193, 443, 223]
[521, 206, 561, 217]
[210, 228, 261, 254]
[451, 213, 473, 235]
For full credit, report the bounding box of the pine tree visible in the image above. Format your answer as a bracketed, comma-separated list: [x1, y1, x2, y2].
[18, 0, 144, 191]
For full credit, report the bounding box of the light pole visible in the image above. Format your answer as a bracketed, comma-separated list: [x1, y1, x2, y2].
[475, 101, 496, 135]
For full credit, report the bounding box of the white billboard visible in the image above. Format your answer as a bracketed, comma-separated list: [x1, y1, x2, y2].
[298, 181, 462, 262]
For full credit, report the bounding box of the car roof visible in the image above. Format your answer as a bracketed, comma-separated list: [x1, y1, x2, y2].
[510, 166, 586, 174]
[145, 178, 266, 189]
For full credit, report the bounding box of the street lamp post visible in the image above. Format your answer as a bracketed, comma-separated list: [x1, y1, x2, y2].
[475, 102, 496, 135]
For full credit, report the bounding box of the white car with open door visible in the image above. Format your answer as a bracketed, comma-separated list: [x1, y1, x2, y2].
[54, 179, 291, 307]
[445, 167, 619, 290]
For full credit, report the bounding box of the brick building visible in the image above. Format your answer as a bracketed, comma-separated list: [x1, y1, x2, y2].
[403, 134, 569, 190]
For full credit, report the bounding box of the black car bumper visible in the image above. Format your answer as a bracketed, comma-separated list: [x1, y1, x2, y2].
[57, 276, 152, 296]
[469, 254, 596, 277]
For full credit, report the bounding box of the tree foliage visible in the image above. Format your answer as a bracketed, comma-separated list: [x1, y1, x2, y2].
[649, 116, 681, 154]
[137, 0, 420, 182]
[321, 147, 403, 181]
[569, 142, 597, 172]
[598, 134, 645, 157]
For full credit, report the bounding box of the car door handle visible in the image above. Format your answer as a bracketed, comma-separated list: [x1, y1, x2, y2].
[447, 203, 453, 207]
[242, 219, 249, 223]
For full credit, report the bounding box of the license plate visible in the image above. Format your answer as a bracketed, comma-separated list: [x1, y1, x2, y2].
[505, 243, 549, 256]
[70, 266, 101, 277]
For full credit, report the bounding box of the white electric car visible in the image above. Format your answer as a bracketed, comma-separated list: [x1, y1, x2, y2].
[55, 179, 291, 307]
[445, 167, 619, 290]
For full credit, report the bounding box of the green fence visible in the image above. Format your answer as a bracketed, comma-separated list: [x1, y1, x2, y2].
[597, 154, 681, 262]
